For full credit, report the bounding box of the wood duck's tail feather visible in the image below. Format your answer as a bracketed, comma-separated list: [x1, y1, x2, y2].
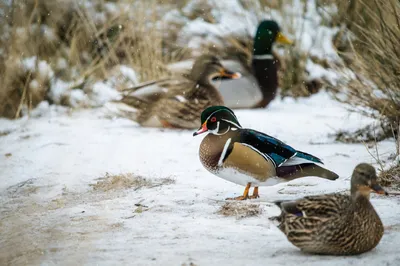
[276, 163, 339, 181]
[295, 151, 323, 164]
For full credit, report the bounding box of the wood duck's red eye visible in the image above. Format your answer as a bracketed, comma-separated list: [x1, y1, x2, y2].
[210, 117, 217, 122]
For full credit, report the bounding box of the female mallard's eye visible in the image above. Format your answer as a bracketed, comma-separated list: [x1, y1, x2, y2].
[210, 117, 217, 122]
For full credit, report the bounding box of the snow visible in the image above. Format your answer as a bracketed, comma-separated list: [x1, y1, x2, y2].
[119, 65, 140, 85]
[22, 56, 37, 71]
[56, 58, 68, 71]
[306, 59, 339, 84]
[88, 82, 121, 106]
[1, 92, 400, 265]
[69, 89, 88, 108]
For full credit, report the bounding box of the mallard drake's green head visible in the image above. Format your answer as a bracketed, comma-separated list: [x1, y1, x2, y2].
[253, 20, 293, 56]
[193, 106, 241, 136]
[351, 163, 388, 197]
[189, 55, 241, 86]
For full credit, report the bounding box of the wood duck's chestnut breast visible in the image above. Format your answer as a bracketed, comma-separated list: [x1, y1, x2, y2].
[199, 134, 228, 171]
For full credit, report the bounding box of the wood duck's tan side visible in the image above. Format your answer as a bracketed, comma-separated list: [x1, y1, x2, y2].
[199, 131, 276, 182]
[223, 142, 276, 181]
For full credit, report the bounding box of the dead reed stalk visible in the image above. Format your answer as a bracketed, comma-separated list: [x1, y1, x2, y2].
[0, 0, 184, 118]
[334, 0, 400, 135]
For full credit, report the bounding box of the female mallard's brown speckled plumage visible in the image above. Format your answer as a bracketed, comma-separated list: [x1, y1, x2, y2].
[112, 55, 240, 129]
[272, 163, 388, 255]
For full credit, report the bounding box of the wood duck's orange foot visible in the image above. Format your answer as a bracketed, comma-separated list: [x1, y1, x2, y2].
[225, 196, 249, 201]
[248, 187, 259, 199]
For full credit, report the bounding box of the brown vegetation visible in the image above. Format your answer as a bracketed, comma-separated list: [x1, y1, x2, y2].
[217, 201, 261, 219]
[331, 0, 399, 134]
[90, 172, 175, 192]
[0, 0, 187, 118]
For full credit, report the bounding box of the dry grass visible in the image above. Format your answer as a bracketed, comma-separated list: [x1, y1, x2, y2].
[332, 0, 399, 143]
[332, 124, 394, 144]
[217, 201, 262, 219]
[90, 172, 175, 192]
[379, 164, 400, 188]
[0, 0, 188, 119]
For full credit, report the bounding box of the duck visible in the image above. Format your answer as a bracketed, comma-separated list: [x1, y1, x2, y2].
[272, 163, 388, 255]
[192, 106, 339, 200]
[168, 20, 293, 109]
[111, 55, 241, 129]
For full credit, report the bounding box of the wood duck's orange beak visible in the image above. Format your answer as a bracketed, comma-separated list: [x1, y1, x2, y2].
[193, 121, 208, 136]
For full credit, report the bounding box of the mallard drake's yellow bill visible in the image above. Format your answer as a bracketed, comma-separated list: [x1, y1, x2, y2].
[219, 69, 242, 79]
[276, 32, 293, 45]
[193, 121, 208, 136]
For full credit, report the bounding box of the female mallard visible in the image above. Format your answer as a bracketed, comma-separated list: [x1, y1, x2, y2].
[193, 106, 338, 200]
[168, 20, 292, 109]
[112, 55, 241, 129]
[272, 163, 388, 255]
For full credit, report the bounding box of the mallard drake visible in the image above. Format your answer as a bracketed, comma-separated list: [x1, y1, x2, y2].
[192, 106, 338, 200]
[111, 55, 241, 129]
[272, 163, 388, 255]
[168, 20, 292, 109]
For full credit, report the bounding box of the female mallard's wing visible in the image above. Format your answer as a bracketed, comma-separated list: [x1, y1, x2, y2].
[277, 193, 350, 219]
[238, 129, 323, 168]
[115, 75, 195, 109]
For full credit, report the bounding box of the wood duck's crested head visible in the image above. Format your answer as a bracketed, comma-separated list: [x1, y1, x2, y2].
[253, 20, 293, 56]
[193, 106, 242, 136]
[350, 163, 388, 198]
[189, 55, 241, 86]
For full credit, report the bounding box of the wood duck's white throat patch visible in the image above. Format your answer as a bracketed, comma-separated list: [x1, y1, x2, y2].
[209, 122, 230, 135]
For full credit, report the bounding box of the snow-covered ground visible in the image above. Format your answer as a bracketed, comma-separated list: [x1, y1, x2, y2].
[1, 92, 399, 266]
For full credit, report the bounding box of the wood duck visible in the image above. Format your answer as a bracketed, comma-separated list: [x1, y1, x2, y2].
[193, 106, 339, 200]
[168, 20, 293, 109]
[272, 163, 388, 255]
[111, 55, 241, 129]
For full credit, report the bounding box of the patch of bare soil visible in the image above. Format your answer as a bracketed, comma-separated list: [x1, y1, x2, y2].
[90, 172, 175, 192]
[217, 201, 261, 219]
